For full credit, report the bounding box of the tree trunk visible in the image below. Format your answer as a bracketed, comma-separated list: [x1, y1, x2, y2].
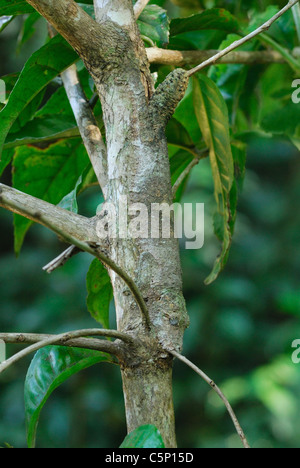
[90, 1, 189, 447]
[24, 0, 190, 447]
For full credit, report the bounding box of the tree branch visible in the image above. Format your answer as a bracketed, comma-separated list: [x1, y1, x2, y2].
[146, 48, 288, 67]
[0, 328, 136, 373]
[170, 350, 250, 449]
[92, 0, 154, 98]
[26, 0, 129, 80]
[187, 0, 300, 76]
[0, 331, 127, 355]
[61, 65, 108, 198]
[134, 0, 150, 19]
[0, 183, 98, 244]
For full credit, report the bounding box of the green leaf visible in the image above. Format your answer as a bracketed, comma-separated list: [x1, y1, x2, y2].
[261, 102, 300, 136]
[24, 345, 113, 448]
[0, 0, 93, 16]
[227, 141, 247, 234]
[58, 175, 82, 213]
[232, 141, 246, 188]
[13, 139, 90, 254]
[138, 5, 170, 48]
[169, 149, 193, 186]
[57, 164, 100, 212]
[170, 8, 240, 37]
[36, 86, 74, 118]
[0, 72, 19, 108]
[174, 89, 203, 146]
[17, 12, 41, 53]
[0, 35, 78, 162]
[208, 33, 254, 124]
[0, 148, 14, 177]
[86, 259, 113, 328]
[246, 5, 279, 33]
[0, 1, 34, 15]
[120, 425, 165, 448]
[166, 117, 196, 153]
[193, 74, 234, 285]
[11, 90, 46, 134]
[259, 33, 300, 74]
[4, 115, 79, 149]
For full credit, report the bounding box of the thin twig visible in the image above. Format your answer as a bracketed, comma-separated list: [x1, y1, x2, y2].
[170, 350, 251, 449]
[0, 328, 135, 374]
[0, 332, 123, 355]
[43, 245, 80, 273]
[134, 0, 150, 19]
[91, 246, 151, 330]
[187, 0, 300, 76]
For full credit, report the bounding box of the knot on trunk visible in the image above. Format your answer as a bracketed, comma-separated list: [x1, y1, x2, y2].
[148, 69, 189, 130]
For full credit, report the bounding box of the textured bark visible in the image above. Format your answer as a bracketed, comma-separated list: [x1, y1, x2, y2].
[23, 0, 190, 448]
[91, 8, 189, 448]
[146, 47, 286, 66]
[122, 363, 176, 447]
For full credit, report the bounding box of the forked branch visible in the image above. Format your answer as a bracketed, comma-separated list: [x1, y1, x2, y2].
[0, 330, 133, 356]
[25, 0, 129, 82]
[0, 329, 137, 373]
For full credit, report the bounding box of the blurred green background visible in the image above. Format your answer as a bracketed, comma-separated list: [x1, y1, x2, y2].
[1, 0, 300, 448]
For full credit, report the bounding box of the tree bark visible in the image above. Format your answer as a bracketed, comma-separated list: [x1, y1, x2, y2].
[91, 1, 189, 447]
